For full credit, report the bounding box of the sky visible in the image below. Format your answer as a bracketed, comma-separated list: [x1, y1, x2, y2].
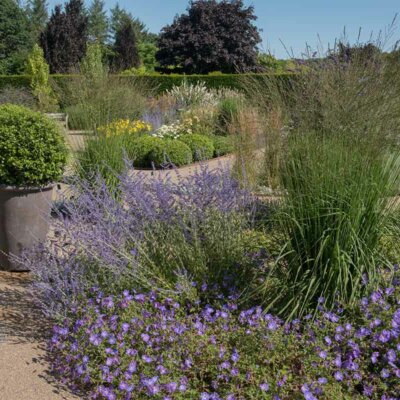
[47, 0, 400, 59]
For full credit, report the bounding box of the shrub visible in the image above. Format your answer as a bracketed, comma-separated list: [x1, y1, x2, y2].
[127, 135, 164, 167]
[50, 274, 400, 399]
[179, 134, 215, 161]
[0, 104, 67, 186]
[166, 81, 218, 108]
[25, 44, 58, 112]
[23, 166, 255, 316]
[211, 135, 234, 156]
[149, 139, 193, 167]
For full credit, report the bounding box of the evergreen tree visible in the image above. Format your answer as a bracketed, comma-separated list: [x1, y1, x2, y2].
[113, 19, 140, 71]
[40, 0, 88, 73]
[26, 0, 48, 42]
[88, 0, 109, 44]
[0, 0, 32, 74]
[110, 3, 148, 43]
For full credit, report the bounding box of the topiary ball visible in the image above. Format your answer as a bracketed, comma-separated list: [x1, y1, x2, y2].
[179, 134, 215, 161]
[0, 104, 68, 186]
[149, 139, 193, 168]
[211, 135, 234, 157]
[127, 135, 164, 167]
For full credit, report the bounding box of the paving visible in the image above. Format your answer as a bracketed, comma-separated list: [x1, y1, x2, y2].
[0, 272, 79, 399]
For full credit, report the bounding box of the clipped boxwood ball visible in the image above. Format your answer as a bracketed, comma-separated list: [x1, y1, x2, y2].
[0, 104, 68, 186]
[127, 135, 164, 167]
[149, 139, 193, 168]
[179, 134, 215, 161]
[211, 135, 234, 157]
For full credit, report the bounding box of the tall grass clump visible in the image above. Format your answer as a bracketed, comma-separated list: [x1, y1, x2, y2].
[266, 133, 400, 318]
[247, 31, 400, 317]
[55, 44, 150, 131]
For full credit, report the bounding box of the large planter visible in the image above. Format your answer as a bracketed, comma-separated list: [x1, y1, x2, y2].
[0, 185, 53, 271]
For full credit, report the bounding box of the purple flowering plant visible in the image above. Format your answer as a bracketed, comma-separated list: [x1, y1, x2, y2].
[23, 165, 266, 317]
[50, 273, 400, 399]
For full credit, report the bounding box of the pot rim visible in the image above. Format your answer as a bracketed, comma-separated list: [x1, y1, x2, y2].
[0, 183, 55, 192]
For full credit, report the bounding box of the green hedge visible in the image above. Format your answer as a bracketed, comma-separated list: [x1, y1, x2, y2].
[0, 73, 297, 93]
[0, 75, 31, 90]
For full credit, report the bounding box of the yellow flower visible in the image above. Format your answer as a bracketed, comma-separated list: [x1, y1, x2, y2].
[98, 119, 152, 137]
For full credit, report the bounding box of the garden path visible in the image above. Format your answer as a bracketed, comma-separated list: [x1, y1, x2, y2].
[0, 272, 79, 399]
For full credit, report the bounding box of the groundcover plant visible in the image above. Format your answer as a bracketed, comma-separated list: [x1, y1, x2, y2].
[22, 164, 400, 399]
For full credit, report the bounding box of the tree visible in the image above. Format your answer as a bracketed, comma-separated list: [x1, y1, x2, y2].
[138, 41, 158, 71]
[88, 0, 108, 44]
[156, 0, 261, 74]
[109, 3, 153, 43]
[40, 0, 88, 73]
[26, 0, 48, 42]
[25, 43, 58, 111]
[112, 19, 140, 71]
[0, 0, 32, 74]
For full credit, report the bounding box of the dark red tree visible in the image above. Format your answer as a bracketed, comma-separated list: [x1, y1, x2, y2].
[40, 0, 88, 73]
[156, 0, 261, 74]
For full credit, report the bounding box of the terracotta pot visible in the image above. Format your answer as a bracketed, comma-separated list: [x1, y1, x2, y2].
[0, 185, 53, 271]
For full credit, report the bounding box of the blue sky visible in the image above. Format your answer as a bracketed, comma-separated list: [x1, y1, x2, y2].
[47, 0, 400, 58]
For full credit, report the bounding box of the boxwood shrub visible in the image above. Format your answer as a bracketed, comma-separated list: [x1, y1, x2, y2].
[179, 134, 215, 161]
[0, 104, 67, 186]
[127, 135, 164, 167]
[149, 139, 193, 167]
[211, 135, 234, 157]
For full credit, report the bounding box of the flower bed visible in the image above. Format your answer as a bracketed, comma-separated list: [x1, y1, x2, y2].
[51, 278, 400, 399]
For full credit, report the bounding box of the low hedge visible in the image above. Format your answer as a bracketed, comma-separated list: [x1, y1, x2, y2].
[149, 139, 193, 167]
[179, 134, 215, 161]
[0, 73, 297, 94]
[211, 135, 234, 157]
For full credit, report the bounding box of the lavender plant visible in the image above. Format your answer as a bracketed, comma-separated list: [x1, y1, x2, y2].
[23, 165, 259, 317]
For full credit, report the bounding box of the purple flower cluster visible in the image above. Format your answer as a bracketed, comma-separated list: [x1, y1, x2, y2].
[22, 165, 255, 317]
[50, 277, 400, 399]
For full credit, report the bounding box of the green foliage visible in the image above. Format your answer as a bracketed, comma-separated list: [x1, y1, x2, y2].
[266, 134, 400, 318]
[0, 75, 31, 90]
[87, 0, 109, 44]
[0, 0, 33, 74]
[0, 86, 38, 109]
[25, 44, 58, 112]
[216, 97, 241, 135]
[0, 104, 67, 186]
[137, 41, 158, 72]
[26, 0, 48, 42]
[257, 53, 296, 73]
[0, 73, 297, 93]
[80, 42, 107, 83]
[149, 139, 193, 167]
[75, 133, 127, 190]
[127, 135, 162, 167]
[210, 135, 233, 156]
[179, 134, 215, 161]
[60, 70, 148, 131]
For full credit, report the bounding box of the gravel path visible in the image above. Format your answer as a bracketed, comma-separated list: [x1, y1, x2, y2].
[0, 272, 79, 399]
